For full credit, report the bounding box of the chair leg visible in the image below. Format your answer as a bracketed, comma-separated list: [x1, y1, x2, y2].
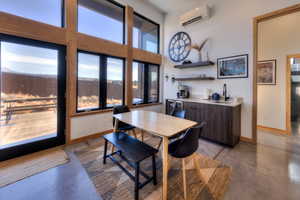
[182, 158, 187, 200]
[152, 155, 157, 185]
[192, 153, 205, 183]
[103, 139, 108, 164]
[132, 129, 138, 138]
[157, 138, 163, 150]
[111, 144, 115, 154]
[140, 130, 144, 142]
[135, 162, 140, 200]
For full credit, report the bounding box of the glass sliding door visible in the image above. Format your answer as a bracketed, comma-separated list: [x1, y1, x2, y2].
[0, 34, 66, 161]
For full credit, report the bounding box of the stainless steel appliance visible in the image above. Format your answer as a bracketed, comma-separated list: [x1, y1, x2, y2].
[177, 85, 190, 98]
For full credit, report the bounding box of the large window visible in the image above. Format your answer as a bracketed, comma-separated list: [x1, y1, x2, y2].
[148, 64, 159, 103]
[107, 57, 124, 107]
[133, 61, 159, 105]
[133, 13, 159, 54]
[76, 51, 124, 112]
[78, 0, 124, 44]
[77, 52, 100, 111]
[0, 0, 64, 27]
[132, 62, 145, 104]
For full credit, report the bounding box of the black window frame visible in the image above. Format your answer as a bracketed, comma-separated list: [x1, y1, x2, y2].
[133, 12, 160, 54]
[77, 0, 126, 44]
[76, 50, 125, 113]
[132, 60, 160, 105]
[0, 33, 66, 161]
[61, 0, 66, 27]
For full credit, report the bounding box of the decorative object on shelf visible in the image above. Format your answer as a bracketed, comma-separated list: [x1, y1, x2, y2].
[174, 61, 214, 69]
[257, 60, 276, 85]
[217, 54, 248, 79]
[171, 74, 176, 83]
[168, 32, 191, 62]
[191, 38, 208, 62]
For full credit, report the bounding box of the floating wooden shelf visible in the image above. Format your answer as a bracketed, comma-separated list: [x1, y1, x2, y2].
[172, 76, 215, 81]
[174, 61, 215, 69]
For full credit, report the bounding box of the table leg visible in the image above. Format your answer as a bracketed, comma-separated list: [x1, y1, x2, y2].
[162, 136, 169, 200]
[111, 118, 119, 153]
[113, 118, 119, 132]
[141, 130, 144, 142]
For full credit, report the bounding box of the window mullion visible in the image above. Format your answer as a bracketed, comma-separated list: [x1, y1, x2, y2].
[100, 55, 107, 109]
[157, 65, 160, 103]
[144, 63, 149, 104]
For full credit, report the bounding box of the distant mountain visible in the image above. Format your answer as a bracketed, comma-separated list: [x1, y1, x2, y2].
[1, 70, 57, 79]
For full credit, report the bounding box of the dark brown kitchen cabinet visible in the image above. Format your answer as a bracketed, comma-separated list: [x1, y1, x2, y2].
[166, 99, 241, 147]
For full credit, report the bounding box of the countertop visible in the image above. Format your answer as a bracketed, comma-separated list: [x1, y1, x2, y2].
[167, 98, 242, 107]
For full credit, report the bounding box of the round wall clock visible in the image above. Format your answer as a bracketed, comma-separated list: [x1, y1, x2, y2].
[168, 32, 192, 62]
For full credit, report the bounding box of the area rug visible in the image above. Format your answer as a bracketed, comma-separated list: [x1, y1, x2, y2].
[74, 136, 232, 200]
[0, 149, 69, 188]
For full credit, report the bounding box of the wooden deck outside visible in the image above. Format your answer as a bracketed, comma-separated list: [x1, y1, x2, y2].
[0, 111, 57, 147]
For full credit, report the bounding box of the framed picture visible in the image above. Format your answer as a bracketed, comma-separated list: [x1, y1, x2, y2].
[217, 54, 248, 79]
[257, 60, 276, 85]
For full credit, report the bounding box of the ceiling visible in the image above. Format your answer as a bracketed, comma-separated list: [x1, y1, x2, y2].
[146, 0, 203, 14]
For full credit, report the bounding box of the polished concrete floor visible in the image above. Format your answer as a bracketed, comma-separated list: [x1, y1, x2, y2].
[258, 121, 300, 155]
[221, 142, 300, 200]
[0, 137, 300, 200]
[0, 152, 102, 200]
[292, 120, 300, 137]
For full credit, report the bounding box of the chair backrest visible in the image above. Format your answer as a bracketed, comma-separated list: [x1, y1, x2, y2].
[113, 105, 130, 114]
[169, 101, 183, 115]
[173, 110, 186, 119]
[113, 105, 130, 127]
[170, 122, 206, 158]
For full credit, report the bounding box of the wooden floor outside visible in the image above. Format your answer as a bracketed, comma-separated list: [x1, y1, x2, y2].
[0, 111, 56, 147]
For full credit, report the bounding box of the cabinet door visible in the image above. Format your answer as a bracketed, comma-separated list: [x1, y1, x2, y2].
[184, 102, 233, 145]
[212, 105, 232, 144]
[184, 102, 199, 121]
[184, 102, 203, 138]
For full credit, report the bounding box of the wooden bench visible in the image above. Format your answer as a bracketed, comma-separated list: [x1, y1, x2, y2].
[103, 132, 158, 200]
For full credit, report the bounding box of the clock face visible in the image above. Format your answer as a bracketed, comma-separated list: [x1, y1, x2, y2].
[168, 32, 191, 62]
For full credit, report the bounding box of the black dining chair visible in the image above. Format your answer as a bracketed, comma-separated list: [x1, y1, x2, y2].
[168, 122, 206, 200]
[113, 105, 144, 141]
[168, 101, 183, 116]
[156, 110, 186, 150]
[113, 105, 136, 137]
[169, 110, 186, 140]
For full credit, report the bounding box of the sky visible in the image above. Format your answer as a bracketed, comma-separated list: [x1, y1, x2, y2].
[0, 0, 156, 81]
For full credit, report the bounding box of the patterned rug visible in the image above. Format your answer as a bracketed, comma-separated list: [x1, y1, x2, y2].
[74, 136, 232, 200]
[0, 149, 69, 188]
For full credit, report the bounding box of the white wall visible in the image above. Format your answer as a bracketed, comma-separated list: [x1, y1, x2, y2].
[71, 105, 162, 139]
[163, 0, 300, 139]
[70, 0, 165, 140]
[257, 12, 300, 130]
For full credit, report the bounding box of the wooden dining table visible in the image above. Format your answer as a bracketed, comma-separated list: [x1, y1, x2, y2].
[113, 110, 197, 200]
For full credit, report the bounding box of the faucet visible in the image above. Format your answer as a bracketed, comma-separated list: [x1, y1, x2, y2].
[223, 84, 229, 101]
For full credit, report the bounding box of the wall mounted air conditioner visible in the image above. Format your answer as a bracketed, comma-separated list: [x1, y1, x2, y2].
[180, 5, 210, 26]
